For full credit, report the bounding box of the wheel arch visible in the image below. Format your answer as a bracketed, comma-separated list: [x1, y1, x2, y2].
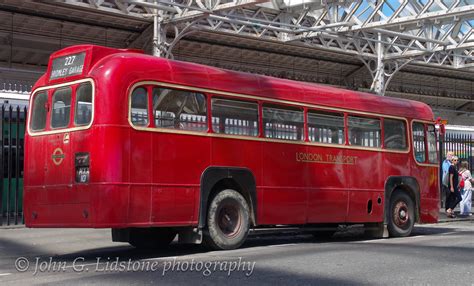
[199, 167, 257, 229]
[384, 176, 421, 223]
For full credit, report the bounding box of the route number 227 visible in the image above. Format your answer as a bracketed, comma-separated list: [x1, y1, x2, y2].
[64, 56, 76, 66]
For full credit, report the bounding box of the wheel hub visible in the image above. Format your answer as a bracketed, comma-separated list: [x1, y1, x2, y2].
[393, 201, 409, 228]
[217, 203, 242, 238]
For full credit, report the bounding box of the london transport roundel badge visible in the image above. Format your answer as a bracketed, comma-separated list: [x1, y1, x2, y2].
[52, 148, 65, 166]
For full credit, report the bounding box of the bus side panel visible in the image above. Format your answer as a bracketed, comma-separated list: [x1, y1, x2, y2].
[27, 185, 129, 228]
[24, 135, 45, 187]
[347, 191, 384, 223]
[306, 147, 348, 223]
[92, 185, 130, 227]
[24, 202, 92, 227]
[414, 166, 439, 223]
[382, 152, 412, 178]
[210, 137, 262, 178]
[210, 137, 262, 223]
[128, 185, 151, 224]
[128, 130, 152, 224]
[260, 142, 307, 225]
[151, 187, 196, 225]
[151, 133, 210, 225]
[377, 152, 413, 223]
[24, 135, 46, 227]
[25, 130, 91, 227]
[344, 150, 384, 223]
[88, 126, 130, 226]
[45, 133, 72, 186]
[91, 126, 131, 184]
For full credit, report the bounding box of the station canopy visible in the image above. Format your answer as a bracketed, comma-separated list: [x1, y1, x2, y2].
[0, 0, 472, 123]
[49, 0, 474, 70]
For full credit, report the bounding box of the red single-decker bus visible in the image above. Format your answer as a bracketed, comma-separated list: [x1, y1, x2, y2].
[24, 45, 439, 250]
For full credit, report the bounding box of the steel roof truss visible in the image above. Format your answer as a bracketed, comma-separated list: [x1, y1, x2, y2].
[47, 0, 474, 94]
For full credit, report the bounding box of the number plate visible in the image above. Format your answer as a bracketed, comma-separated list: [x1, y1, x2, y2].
[76, 167, 90, 183]
[75, 152, 90, 183]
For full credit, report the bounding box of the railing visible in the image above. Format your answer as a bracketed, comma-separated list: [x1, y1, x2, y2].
[0, 82, 32, 94]
[441, 132, 474, 170]
[439, 132, 474, 208]
[0, 105, 27, 226]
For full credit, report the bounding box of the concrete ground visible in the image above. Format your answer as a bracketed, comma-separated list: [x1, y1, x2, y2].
[0, 222, 473, 285]
[438, 206, 473, 222]
[0, 205, 472, 285]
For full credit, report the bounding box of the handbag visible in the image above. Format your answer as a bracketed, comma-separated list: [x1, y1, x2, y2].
[442, 172, 449, 187]
[459, 170, 467, 189]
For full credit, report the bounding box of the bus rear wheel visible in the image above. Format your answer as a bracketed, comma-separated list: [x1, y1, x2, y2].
[203, 189, 250, 250]
[387, 192, 415, 237]
[129, 228, 177, 249]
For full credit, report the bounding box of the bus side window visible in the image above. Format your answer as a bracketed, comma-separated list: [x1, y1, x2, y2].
[412, 122, 426, 163]
[51, 87, 72, 129]
[383, 119, 407, 150]
[308, 110, 344, 144]
[427, 124, 438, 163]
[130, 87, 149, 126]
[152, 88, 207, 132]
[31, 91, 48, 132]
[211, 98, 258, 137]
[75, 82, 93, 126]
[348, 116, 381, 148]
[263, 104, 304, 141]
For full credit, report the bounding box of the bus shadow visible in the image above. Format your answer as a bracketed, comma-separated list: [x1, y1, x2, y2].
[52, 234, 318, 262]
[53, 224, 460, 261]
[1, 224, 463, 263]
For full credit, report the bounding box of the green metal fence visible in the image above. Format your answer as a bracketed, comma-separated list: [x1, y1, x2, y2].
[0, 105, 27, 226]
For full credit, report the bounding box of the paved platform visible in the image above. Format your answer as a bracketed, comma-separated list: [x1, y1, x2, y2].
[438, 208, 473, 223]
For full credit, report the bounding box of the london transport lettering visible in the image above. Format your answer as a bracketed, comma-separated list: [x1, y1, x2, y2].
[50, 52, 86, 80]
[296, 152, 358, 165]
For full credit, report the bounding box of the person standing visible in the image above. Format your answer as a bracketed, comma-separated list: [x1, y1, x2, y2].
[459, 161, 473, 216]
[446, 156, 460, 218]
[442, 151, 454, 209]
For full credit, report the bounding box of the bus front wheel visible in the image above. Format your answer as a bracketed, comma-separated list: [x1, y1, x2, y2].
[203, 189, 250, 250]
[129, 228, 177, 249]
[387, 192, 415, 237]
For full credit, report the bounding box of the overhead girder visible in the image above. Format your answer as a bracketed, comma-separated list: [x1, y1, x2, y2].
[45, 0, 474, 95]
[50, 0, 268, 22]
[49, 0, 474, 66]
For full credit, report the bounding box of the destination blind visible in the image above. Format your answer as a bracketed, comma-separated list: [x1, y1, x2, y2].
[50, 52, 86, 80]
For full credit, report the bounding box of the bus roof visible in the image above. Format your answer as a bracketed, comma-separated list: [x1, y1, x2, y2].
[39, 45, 435, 122]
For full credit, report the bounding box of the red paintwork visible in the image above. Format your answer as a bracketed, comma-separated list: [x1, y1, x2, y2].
[24, 45, 439, 228]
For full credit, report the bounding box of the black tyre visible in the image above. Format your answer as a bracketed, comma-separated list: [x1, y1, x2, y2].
[129, 228, 177, 249]
[387, 192, 415, 237]
[203, 189, 250, 250]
